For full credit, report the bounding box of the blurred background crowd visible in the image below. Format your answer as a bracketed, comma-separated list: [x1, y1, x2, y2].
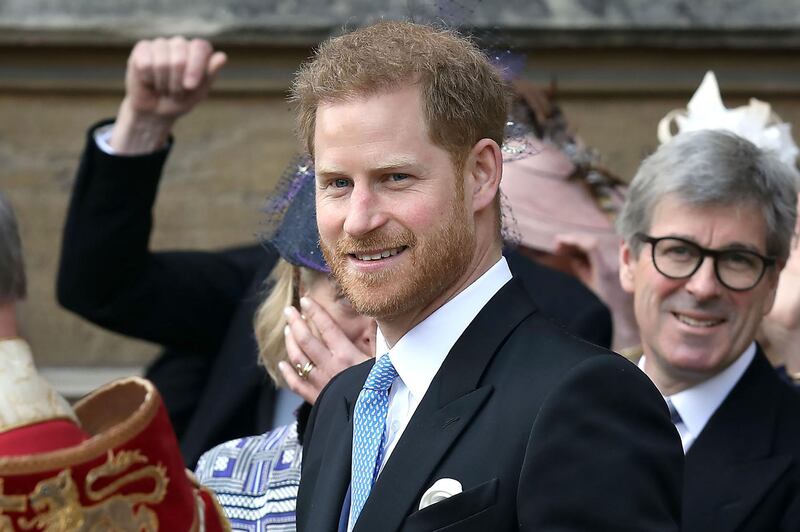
[2, 2, 800, 530]
[3, 0, 799, 396]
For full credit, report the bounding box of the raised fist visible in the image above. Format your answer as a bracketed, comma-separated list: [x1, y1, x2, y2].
[111, 37, 226, 154]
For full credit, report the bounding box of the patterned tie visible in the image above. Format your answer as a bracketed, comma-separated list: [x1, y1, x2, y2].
[350, 354, 398, 526]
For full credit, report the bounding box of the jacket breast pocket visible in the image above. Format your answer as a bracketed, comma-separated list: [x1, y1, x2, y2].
[404, 478, 498, 532]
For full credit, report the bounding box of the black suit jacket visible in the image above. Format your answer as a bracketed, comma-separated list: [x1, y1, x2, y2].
[57, 122, 280, 466]
[505, 249, 612, 349]
[683, 348, 800, 532]
[297, 279, 683, 531]
[57, 122, 613, 468]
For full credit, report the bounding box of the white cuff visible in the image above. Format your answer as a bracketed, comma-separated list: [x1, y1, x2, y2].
[93, 123, 117, 155]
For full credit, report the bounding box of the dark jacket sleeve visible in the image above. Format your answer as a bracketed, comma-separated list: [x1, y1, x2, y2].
[57, 120, 276, 353]
[506, 249, 613, 349]
[519, 354, 684, 531]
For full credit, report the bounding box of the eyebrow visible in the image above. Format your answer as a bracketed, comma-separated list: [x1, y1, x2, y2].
[667, 234, 765, 254]
[316, 156, 420, 178]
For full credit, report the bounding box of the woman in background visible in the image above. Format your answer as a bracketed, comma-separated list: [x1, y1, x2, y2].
[195, 157, 375, 530]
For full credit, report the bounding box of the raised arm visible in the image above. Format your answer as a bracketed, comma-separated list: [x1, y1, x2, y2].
[57, 38, 273, 351]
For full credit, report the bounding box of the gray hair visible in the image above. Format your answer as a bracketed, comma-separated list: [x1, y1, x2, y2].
[0, 192, 26, 303]
[617, 129, 798, 261]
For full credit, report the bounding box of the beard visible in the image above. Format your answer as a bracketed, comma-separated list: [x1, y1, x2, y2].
[321, 194, 475, 320]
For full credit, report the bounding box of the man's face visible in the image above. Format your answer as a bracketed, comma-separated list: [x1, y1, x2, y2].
[313, 85, 474, 321]
[620, 194, 780, 387]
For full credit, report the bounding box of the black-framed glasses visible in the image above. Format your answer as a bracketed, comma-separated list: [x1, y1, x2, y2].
[635, 233, 776, 291]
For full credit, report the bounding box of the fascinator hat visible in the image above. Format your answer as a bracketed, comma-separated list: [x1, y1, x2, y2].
[658, 71, 799, 173]
[500, 81, 627, 255]
[261, 154, 329, 273]
[499, 81, 638, 351]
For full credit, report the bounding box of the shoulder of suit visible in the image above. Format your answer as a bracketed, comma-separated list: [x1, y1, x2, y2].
[514, 311, 611, 354]
[494, 312, 631, 383]
[772, 374, 800, 442]
[506, 250, 603, 304]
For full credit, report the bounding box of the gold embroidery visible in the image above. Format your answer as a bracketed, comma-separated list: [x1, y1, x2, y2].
[0, 515, 16, 532]
[0, 479, 27, 532]
[85, 450, 168, 503]
[14, 450, 168, 531]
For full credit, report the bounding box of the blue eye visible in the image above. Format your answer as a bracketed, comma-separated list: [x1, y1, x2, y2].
[389, 173, 409, 182]
[333, 178, 350, 188]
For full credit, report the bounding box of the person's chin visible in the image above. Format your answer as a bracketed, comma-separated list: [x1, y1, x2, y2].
[663, 337, 727, 375]
[344, 279, 406, 317]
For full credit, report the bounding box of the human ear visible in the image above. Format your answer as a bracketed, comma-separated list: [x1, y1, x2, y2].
[466, 138, 503, 213]
[619, 241, 637, 293]
[761, 263, 784, 315]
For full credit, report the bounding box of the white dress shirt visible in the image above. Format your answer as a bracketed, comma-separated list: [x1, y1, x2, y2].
[347, 256, 512, 530]
[639, 342, 756, 453]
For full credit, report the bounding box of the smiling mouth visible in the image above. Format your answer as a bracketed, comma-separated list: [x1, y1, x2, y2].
[672, 312, 725, 328]
[352, 247, 406, 261]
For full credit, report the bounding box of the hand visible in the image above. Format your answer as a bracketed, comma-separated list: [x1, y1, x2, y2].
[111, 37, 227, 154]
[554, 233, 640, 351]
[279, 297, 376, 404]
[759, 196, 800, 372]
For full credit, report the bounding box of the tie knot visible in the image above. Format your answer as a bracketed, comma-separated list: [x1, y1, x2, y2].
[363, 354, 398, 392]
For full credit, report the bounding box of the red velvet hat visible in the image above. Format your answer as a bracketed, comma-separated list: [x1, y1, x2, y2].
[0, 377, 230, 531]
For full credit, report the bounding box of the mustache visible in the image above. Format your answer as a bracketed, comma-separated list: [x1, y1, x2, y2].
[664, 292, 729, 316]
[333, 229, 417, 255]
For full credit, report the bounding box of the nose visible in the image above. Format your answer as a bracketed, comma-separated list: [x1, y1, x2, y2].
[684, 256, 722, 300]
[342, 183, 385, 237]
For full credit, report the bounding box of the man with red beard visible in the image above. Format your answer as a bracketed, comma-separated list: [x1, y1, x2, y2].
[294, 21, 683, 532]
[618, 129, 800, 531]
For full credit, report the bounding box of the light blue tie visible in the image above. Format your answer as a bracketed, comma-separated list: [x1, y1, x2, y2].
[350, 354, 398, 526]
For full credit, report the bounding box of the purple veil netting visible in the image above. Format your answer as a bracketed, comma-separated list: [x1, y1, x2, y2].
[259, 153, 330, 273]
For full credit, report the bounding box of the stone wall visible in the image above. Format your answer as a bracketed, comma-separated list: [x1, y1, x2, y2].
[2, 0, 799, 41]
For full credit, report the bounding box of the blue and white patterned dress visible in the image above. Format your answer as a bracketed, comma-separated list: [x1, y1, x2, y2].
[195, 422, 303, 531]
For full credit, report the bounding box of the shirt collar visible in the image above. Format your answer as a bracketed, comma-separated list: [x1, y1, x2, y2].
[0, 338, 80, 430]
[639, 342, 756, 439]
[374, 256, 512, 403]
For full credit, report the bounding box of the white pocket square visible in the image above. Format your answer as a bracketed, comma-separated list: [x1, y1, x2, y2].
[419, 478, 463, 510]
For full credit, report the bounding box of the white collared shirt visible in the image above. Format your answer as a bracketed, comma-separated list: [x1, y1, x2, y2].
[347, 256, 512, 530]
[639, 342, 756, 453]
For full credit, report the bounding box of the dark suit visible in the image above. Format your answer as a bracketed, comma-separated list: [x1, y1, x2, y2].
[683, 348, 800, 532]
[57, 122, 280, 467]
[57, 121, 613, 468]
[505, 249, 613, 349]
[297, 279, 683, 531]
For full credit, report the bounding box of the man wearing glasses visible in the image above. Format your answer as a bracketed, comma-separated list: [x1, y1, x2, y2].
[617, 129, 800, 532]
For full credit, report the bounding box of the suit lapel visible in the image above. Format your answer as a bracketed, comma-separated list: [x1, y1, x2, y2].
[684, 349, 791, 532]
[713, 455, 793, 531]
[354, 279, 536, 532]
[303, 362, 368, 531]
